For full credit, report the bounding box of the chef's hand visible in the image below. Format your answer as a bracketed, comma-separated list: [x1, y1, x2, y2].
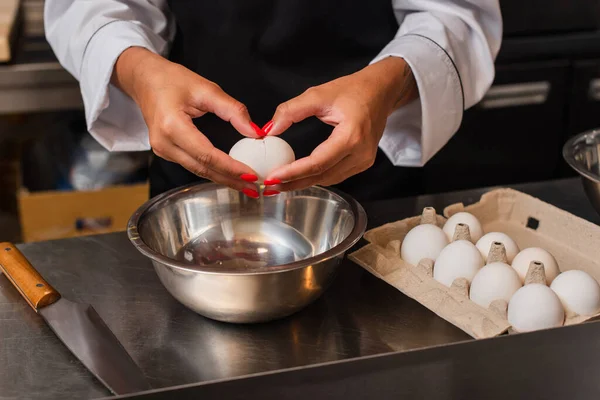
[264, 56, 418, 191]
[112, 47, 264, 196]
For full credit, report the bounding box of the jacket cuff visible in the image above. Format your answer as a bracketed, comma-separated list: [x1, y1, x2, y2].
[372, 34, 464, 166]
[80, 20, 167, 151]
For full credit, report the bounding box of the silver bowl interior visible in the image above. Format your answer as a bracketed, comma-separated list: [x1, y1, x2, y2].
[563, 128, 600, 216]
[129, 183, 365, 273]
[563, 128, 600, 182]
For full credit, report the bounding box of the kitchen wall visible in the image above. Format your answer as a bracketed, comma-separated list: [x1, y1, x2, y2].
[1, 1, 600, 242]
[421, 1, 600, 193]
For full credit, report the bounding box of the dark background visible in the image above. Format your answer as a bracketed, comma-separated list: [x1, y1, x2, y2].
[1, 1, 600, 243]
[7, 0, 600, 195]
[421, 0, 600, 193]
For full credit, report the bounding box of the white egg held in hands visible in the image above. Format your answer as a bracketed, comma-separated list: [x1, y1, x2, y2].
[469, 262, 522, 308]
[511, 247, 559, 284]
[433, 240, 484, 287]
[550, 270, 600, 316]
[400, 224, 449, 266]
[229, 136, 295, 182]
[507, 284, 564, 332]
[476, 232, 519, 263]
[443, 212, 483, 243]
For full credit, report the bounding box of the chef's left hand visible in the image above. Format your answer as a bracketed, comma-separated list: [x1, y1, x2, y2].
[264, 56, 418, 191]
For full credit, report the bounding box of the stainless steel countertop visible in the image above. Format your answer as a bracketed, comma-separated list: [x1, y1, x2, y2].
[0, 178, 597, 399]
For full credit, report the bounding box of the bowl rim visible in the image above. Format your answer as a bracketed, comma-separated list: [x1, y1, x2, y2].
[127, 182, 367, 275]
[563, 128, 600, 183]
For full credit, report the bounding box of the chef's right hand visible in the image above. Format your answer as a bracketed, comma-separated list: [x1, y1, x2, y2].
[112, 47, 263, 197]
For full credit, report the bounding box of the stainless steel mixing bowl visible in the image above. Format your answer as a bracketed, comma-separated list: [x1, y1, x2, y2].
[127, 183, 367, 323]
[563, 128, 600, 215]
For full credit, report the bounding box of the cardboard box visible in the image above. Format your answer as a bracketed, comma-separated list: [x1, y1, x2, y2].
[349, 188, 600, 339]
[18, 182, 149, 243]
[0, 0, 20, 63]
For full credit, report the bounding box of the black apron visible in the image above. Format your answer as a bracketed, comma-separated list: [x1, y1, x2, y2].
[152, 0, 424, 202]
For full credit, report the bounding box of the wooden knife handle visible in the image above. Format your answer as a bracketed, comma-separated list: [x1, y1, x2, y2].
[0, 242, 61, 311]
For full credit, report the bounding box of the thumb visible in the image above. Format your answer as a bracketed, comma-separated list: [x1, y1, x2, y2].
[268, 88, 326, 136]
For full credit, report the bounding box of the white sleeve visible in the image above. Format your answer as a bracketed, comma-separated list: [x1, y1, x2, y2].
[373, 0, 502, 167]
[44, 0, 174, 151]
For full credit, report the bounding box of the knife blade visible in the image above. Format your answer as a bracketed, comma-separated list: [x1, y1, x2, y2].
[0, 242, 151, 395]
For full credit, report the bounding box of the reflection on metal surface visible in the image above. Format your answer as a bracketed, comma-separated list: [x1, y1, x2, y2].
[175, 217, 314, 268]
[128, 183, 366, 323]
[39, 299, 150, 395]
[480, 81, 550, 109]
[141, 278, 380, 383]
[303, 266, 318, 291]
[563, 128, 600, 217]
[589, 78, 600, 101]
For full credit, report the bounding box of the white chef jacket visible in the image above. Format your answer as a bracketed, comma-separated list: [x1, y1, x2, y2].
[44, 0, 502, 167]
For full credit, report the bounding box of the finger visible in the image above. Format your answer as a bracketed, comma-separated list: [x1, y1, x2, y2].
[161, 142, 258, 192]
[268, 88, 327, 136]
[276, 155, 365, 191]
[266, 124, 352, 182]
[191, 83, 261, 138]
[163, 111, 259, 179]
[318, 156, 370, 186]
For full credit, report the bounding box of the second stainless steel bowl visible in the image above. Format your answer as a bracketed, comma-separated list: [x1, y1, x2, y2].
[563, 128, 600, 216]
[127, 183, 367, 323]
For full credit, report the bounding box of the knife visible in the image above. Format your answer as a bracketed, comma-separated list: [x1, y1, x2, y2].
[0, 242, 151, 395]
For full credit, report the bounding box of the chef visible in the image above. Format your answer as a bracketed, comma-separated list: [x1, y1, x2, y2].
[45, 1, 502, 202]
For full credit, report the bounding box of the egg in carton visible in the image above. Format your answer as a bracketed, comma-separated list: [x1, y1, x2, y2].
[413, 222, 521, 335]
[350, 207, 512, 339]
[349, 201, 600, 339]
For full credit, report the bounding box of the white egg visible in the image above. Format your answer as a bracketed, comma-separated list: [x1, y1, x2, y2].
[550, 270, 600, 316]
[229, 136, 295, 182]
[476, 232, 519, 263]
[442, 212, 483, 243]
[507, 283, 564, 332]
[512, 247, 559, 284]
[469, 262, 522, 308]
[433, 240, 484, 287]
[400, 224, 448, 266]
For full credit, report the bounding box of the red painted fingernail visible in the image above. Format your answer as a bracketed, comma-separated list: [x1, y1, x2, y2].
[240, 173, 258, 182]
[263, 190, 280, 196]
[263, 178, 281, 186]
[250, 122, 266, 137]
[242, 188, 259, 198]
[262, 120, 274, 135]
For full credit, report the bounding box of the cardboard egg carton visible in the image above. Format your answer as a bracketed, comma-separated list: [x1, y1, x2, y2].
[348, 188, 600, 339]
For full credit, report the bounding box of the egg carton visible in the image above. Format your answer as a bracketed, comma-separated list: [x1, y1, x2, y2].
[348, 188, 600, 339]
